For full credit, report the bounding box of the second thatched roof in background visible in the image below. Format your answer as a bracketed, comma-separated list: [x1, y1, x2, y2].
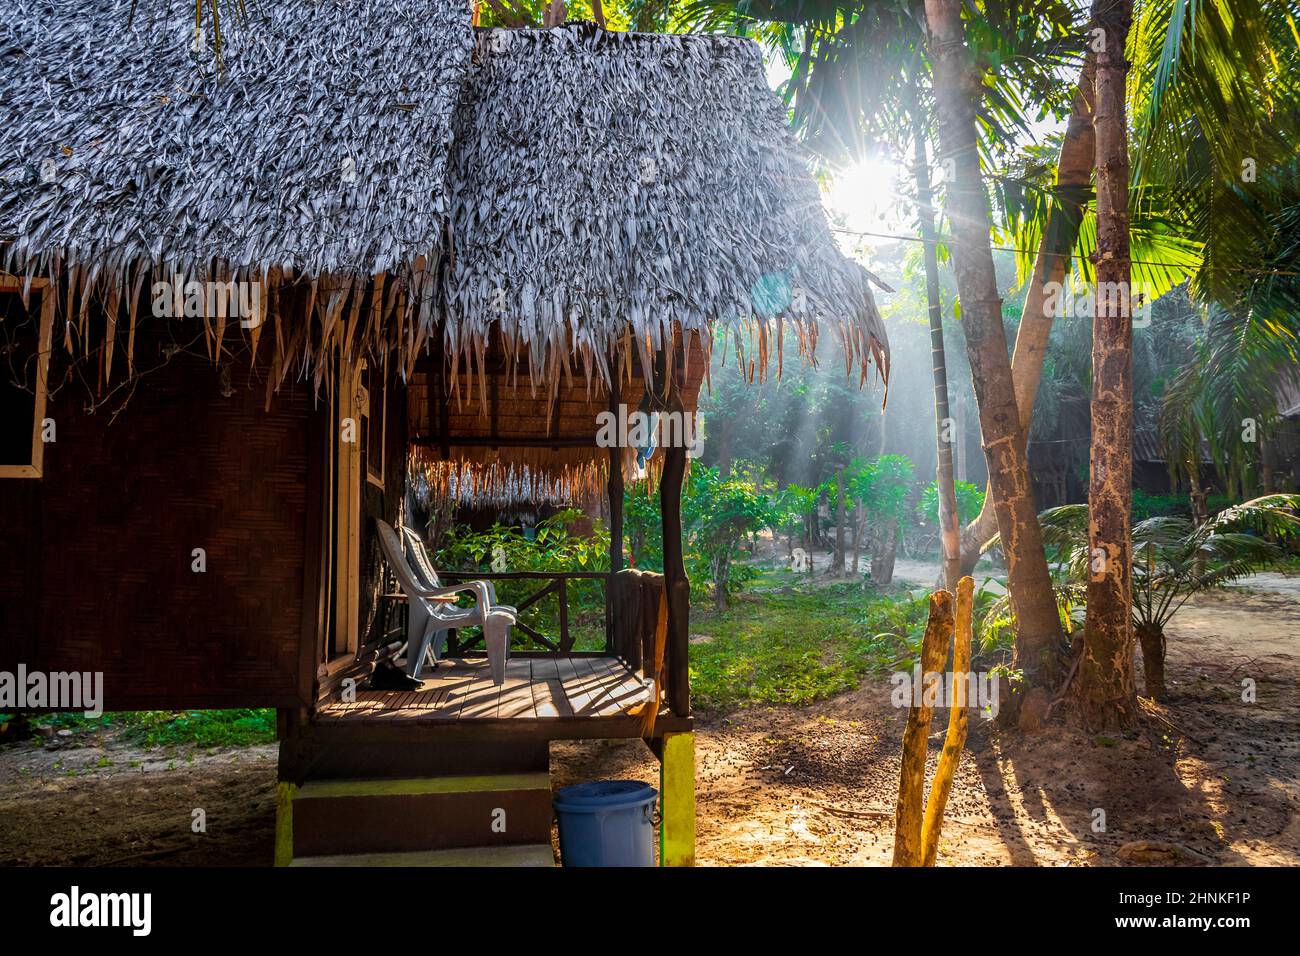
[444, 25, 889, 388]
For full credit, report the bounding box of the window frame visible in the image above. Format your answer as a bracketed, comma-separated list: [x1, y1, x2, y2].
[0, 276, 55, 480]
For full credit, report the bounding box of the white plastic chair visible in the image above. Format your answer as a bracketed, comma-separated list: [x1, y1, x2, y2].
[377, 521, 516, 685]
[399, 525, 517, 618]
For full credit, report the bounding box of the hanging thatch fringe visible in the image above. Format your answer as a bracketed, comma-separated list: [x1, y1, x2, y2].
[410, 450, 606, 509]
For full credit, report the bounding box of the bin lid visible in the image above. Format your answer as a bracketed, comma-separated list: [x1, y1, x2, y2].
[554, 779, 657, 811]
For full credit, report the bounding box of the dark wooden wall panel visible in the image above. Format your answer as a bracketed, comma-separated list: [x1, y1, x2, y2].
[0, 336, 315, 710]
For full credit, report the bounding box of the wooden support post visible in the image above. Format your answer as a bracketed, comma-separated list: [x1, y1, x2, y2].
[436, 359, 450, 461]
[921, 576, 975, 865]
[489, 364, 499, 446]
[892, 590, 954, 867]
[659, 731, 695, 866]
[274, 782, 298, 867]
[660, 441, 689, 716]
[608, 373, 624, 573]
[558, 576, 570, 653]
[605, 375, 624, 656]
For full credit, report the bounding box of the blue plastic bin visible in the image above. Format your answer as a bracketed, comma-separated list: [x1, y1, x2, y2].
[553, 780, 658, 867]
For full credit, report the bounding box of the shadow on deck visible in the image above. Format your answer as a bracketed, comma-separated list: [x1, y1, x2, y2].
[312, 655, 691, 741]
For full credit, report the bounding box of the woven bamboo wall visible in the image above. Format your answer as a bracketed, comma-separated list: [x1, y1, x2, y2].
[0, 329, 316, 709]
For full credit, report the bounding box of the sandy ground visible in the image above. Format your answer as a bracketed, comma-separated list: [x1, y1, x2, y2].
[1, 569, 1296, 867]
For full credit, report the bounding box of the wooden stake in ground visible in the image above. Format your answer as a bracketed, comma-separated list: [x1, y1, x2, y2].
[892, 589, 954, 867]
[921, 575, 975, 865]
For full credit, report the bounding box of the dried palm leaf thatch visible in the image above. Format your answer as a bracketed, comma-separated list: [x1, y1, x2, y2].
[0, 0, 471, 389]
[411, 449, 607, 508]
[441, 24, 889, 396]
[1, 6, 888, 407]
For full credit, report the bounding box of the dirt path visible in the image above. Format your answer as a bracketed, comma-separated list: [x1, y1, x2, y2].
[554, 571, 1300, 866]
[2, 576, 1296, 867]
[0, 744, 276, 866]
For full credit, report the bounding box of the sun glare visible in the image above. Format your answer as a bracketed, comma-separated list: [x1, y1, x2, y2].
[824, 158, 906, 240]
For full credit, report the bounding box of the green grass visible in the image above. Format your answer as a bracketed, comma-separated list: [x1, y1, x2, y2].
[26, 709, 276, 748]
[687, 579, 931, 712]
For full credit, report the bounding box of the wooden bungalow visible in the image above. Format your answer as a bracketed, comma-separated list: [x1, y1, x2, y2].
[0, 3, 887, 866]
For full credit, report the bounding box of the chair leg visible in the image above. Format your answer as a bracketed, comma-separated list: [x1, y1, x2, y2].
[405, 603, 435, 679]
[485, 621, 509, 685]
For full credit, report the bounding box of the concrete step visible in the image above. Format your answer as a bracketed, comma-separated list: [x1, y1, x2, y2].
[290, 844, 555, 867]
[290, 773, 553, 858]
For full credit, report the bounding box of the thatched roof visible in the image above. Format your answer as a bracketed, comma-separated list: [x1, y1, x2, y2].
[0, 0, 470, 284]
[0, 0, 471, 394]
[1, 9, 886, 415]
[442, 25, 889, 391]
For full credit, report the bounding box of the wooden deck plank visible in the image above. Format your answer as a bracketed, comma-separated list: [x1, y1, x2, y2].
[592, 665, 653, 717]
[456, 672, 505, 720]
[562, 657, 610, 714]
[531, 677, 574, 718]
[496, 662, 539, 720]
[530, 657, 560, 681]
[577, 659, 640, 716]
[425, 675, 480, 720]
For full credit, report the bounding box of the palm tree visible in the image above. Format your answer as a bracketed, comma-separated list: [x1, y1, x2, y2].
[956, 54, 1097, 574]
[960, 0, 1300, 574]
[923, 0, 1070, 706]
[1035, 494, 1300, 699]
[905, 73, 963, 590]
[1142, 0, 1300, 501]
[1075, 0, 1137, 731]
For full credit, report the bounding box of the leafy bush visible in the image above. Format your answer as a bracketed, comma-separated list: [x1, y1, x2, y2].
[917, 479, 986, 526]
[436, 510, 610, 648]
[682, 465, 776, 608]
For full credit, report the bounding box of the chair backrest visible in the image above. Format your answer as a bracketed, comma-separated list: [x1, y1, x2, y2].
[400, 525, 442, 590]
[377, 520, 425, 597]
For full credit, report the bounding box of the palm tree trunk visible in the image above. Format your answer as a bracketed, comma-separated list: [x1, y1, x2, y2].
[1075, 0, 1138, 731]
[923, 0, 1064, 707]
[957, 53, 1098, 574]
[909, 83, 961, 592]
[1135, 621, 1166, 700]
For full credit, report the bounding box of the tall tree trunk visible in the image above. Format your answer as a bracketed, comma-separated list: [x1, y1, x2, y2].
[910, 81, 962, 592]
[1260, 424, 1275, 493]
[851, 502, 864, 574]
[957, 53, 1099, 573]
[1074, 0, 1137, 731]
[872, 519, 899, 586]
[924, 0, 1065, 710]
[832, 467, 847, 573]
[716, 417, 734, 478]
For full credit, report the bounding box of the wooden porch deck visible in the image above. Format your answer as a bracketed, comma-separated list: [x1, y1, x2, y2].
[316, 655, 656, 725]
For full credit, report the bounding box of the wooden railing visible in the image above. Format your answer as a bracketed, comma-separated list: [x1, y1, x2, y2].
[607, 569, 688, 716]
[439, 570, 609, 655]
